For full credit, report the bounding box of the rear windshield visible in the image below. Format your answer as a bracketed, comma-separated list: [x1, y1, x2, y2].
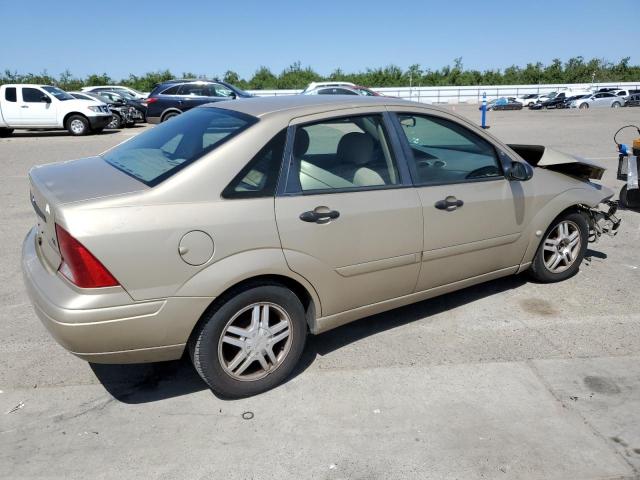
[102, 107, 256, 186]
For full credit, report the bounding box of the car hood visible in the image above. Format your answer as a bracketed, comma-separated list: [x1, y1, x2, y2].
[507, 145, 606, 180]
[29, 156, 147, 205]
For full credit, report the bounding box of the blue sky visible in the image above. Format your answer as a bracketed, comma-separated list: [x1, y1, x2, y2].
[0, 0, 635, 80]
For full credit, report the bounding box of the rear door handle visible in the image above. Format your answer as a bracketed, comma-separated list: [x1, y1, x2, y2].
[435, 197, 464, 210]
[21, 105, 29, 108]
[299, 208, 340, 223]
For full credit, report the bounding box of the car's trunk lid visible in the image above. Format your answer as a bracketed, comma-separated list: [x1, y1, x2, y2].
[28, 156, 147, 270]
[508, 144, 606, 180]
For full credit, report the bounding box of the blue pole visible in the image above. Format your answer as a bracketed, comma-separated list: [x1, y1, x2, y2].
[481, 92, 488, 129]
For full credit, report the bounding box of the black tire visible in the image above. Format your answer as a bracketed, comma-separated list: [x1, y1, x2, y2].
[620, 185, 640, 209]
[529, 211, 589, 283]
[579, 103, 589, 109]
[161, 111, 180, 122]
[612, 101, 621, 108]
[66, 115, 89, 136]
[0, 128, 13, 137]
[107, 113, 122, 129]
[189, 283, 307, 398]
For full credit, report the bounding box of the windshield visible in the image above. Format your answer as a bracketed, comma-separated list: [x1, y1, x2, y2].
[102, 107, 257, 186]
[42, 86, 74, 101]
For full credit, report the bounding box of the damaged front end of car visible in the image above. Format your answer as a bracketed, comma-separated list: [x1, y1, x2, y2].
[581, 200, 621, 242]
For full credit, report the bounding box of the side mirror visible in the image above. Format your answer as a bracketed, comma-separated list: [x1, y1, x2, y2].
[41, 95, 51, 103]
[399, 116, 416, 128]
[229, 92, 237, 99]
[506, 161, 534, 181]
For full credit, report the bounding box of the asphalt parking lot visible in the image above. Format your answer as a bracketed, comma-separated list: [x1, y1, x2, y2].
[1, 106, 640, 480]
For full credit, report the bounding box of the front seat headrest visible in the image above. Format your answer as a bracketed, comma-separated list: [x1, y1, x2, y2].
[294, 129, 310, 158]
[337, 132, 373, 165]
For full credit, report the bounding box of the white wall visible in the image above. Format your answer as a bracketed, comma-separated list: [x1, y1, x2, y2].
[248, 82, 640, 104]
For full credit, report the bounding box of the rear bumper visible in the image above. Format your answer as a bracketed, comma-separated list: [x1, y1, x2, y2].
[21, 228, 212, 363]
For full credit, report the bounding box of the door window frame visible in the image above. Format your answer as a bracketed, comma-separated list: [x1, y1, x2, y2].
[276, 111, 413, 197]
[388, 111, 510, 188]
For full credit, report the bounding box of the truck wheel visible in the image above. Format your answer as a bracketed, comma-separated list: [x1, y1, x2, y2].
[529, 211, 589, 283]
[0, 128, 13, 137]
[189, 283, 307, 398]
[66, 115, 89, 136]
[107, 114, 122, 129]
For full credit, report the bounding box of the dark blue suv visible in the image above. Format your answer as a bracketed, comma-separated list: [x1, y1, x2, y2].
[144, 79, 253, 124]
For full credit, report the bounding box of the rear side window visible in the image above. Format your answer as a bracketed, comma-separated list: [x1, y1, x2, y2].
[222, 130, 286, 198]
[5, 87, 16, 102]
[23, 88, 45, 102]
[102, 108, 257, 186]
[160, 85, 181, 95]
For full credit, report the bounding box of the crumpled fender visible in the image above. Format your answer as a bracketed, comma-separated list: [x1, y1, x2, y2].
[518, 186, 613, 269]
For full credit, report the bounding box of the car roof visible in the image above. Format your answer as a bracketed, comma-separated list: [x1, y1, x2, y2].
[208, 95, 423, 118]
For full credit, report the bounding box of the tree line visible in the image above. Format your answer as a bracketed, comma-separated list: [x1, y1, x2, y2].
[2, 57, 638, 92]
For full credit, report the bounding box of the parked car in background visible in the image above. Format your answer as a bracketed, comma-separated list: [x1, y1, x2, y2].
[570, 92, 624, 109]
[304, 86, 361, 96]
[70, 91, 134, 129]
[303, 81, 380, 96]
[302, 81, 356, 92]
[22, 96, 620, 398]
[624, 93, 640, 107]
[529, 92, 585, 110]
[81, 85, 148, 100]
[92, 90, 146, 123]
[517, 94, 542, 107]
[481, 97, 523, 110]
[0, 84, 111, 136]
[144, 79, 252, 123]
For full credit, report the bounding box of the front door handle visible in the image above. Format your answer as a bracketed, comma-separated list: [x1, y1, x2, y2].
[435, 197, 464, 210]
[21, 105, 29, 108]
[299, 208, 340, 223]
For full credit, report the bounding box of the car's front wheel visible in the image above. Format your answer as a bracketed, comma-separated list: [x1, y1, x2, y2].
[107, 113, 122, 129]
[189, 284, 307, 398]
[66, 115, 89, 136]
[612, 101, 621, 108]
[529, 211, 589, 282]
[579, 103, 589, 109]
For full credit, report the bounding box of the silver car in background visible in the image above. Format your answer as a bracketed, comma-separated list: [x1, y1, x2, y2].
[570, 92, 624, 109]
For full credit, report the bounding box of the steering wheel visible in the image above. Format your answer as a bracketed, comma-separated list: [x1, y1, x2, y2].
[465, 165, 500, 179]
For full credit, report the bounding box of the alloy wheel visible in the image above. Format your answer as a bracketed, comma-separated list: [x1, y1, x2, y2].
[218, 302, 292, 381]
[542, 220, 582, 273]
[70, 119, 85, 134]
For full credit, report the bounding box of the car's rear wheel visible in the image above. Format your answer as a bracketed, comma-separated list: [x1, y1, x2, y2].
[0, 128, 13, 137]
[66, 115, 89, 136]
[579, 103, 589, 109]
[161, 111, 180, 122]
[529, 212, 589, 282]
[189, 284, 307, 398]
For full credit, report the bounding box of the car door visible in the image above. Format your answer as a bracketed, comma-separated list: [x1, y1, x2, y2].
[2, 86, 23, 124]
[177, 83, 220, 112]
[274, 110, 423, 317]
[388, 108, 531, 291]
[20, 87, 57, 125]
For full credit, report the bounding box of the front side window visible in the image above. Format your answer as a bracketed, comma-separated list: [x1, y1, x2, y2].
[285, 114, 400, 193]
[41, 86, 74, 101]
[22, 87, 47, 103]
[102, 107, 257, 186]
[396, 114, 502, 185]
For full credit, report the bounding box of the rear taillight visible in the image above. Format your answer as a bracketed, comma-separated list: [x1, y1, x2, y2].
[55, 224, 119, 288]
[143, 97, 157, 106]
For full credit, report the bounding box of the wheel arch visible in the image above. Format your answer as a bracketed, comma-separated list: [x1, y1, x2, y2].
[161, 108, 182, 122]
[518, 188, 604, 270]
[186, 273, 319, 349]
[63, 111, 89, 128]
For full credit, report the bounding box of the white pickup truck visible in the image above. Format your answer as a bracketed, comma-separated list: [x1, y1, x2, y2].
[0, 84, 112, 137]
